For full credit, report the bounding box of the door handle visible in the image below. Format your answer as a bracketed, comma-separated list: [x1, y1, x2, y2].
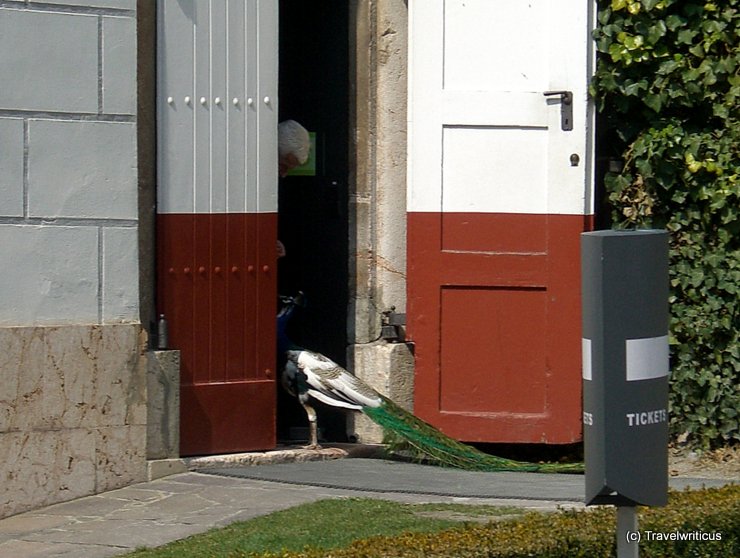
[543, 90, 573, 131]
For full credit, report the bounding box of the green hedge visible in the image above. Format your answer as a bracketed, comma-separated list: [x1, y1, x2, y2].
[590, 0, 740, 448]
[253, 485, 739, 558]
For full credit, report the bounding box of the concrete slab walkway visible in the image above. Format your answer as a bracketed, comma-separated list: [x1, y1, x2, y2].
[0, 457, 734, 558]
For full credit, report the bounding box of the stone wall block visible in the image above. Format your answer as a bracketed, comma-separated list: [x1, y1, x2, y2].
[0, 429, 96, 519]
[0, 328, 44, 432]
[146, 350, 181, 459]
[45, 326, 99, 430]
[28, 120, 137, 220]
[0, 225, 99, 326]
[95, 425, 147, 493]
[350, 341, 414, 443]
[0, 9, 98, 113]
[103, 16, 137, 115]
[128, 328, 149, 426]
[11, 329, 55, 432]
[0, 118, 24, 217]
[0, 330, 23, 432]
[95, 325, 147, 428]
[103, 227, 140, 323]
[387, 343, 414, 410]
[33, 0, 136, 9]
[0, 324, 147, 519]
[2, 325, 146, 433]
[349, 198, 381, 343]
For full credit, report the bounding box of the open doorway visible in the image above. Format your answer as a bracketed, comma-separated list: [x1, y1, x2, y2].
[277, 1, 351, 443]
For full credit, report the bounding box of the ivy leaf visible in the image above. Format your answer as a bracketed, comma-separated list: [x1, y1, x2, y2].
[647, 20, 668, 43]
[644, 93, 664, 112]
[609, 43, 628, 62]
[716, 56, 737, 75]
[636, 158, 653, 176]
[701, 20, 724, 34]
[689, 44, 705, 57]
[657, 59, 681, 74]
[624, 79, 648, 96]
[598, 9, 614, 26]
[678, 29, 700, 44]
[665, 14, 686, 31]
[703, 69, 718, 86]
[713, 104, 728, 119]
[684, 67, 702, 81]
[611, 0, 628, 11]
[653, 44, 671, 58]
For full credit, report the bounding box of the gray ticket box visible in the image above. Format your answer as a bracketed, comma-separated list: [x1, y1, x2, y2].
[581, 230, 669, 507]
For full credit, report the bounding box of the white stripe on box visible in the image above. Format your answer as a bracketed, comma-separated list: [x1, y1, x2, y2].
[626, 335, 669, 381]
[582, 338, 592, 381]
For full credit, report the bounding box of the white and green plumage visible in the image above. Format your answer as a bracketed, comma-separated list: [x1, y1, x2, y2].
[278, 295, 583, 473]
[281, 348, 381, 449]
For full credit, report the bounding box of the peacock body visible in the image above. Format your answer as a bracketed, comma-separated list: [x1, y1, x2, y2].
[278, 294, 583, 473]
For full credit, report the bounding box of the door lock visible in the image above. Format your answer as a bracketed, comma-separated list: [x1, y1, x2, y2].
[543, 90, 573, 131]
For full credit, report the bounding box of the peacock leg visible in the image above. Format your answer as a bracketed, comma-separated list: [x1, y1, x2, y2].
[301, 402, 321, 450]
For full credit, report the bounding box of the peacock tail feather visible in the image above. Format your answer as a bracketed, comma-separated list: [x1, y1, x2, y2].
[363, 396, 584, 474]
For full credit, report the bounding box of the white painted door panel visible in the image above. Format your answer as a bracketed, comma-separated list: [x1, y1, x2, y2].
[408, 0, 595, 215]
[157, 0, 194, 213]
[256, 0, 279, 213]
[157, 0, 277, 215]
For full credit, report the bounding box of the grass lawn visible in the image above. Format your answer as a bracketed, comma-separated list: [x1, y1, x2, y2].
[123, 498, 523, 558]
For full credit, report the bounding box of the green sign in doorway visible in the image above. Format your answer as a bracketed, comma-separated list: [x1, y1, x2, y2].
[287, 131, 316, 176]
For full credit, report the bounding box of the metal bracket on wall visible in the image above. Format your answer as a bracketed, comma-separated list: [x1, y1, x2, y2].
[381, 307, 406, 343]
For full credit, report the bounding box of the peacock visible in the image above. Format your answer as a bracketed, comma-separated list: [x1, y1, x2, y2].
[277, 294, 583, 474]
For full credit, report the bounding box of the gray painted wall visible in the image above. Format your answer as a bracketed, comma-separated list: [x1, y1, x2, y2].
[0, 0, 139, 326]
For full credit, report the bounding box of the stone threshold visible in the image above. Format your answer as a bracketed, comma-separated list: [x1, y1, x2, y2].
[147, 443, 387, 481]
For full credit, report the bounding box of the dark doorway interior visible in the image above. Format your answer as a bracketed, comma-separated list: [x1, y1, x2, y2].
[277, 1, 350, 443]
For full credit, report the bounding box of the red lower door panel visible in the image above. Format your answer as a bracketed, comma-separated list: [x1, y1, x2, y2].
[157, 212, 277, 456]
[407, 212, 593, 444]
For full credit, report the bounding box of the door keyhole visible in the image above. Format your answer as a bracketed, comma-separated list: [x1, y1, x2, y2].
[543, 90, 574, 131]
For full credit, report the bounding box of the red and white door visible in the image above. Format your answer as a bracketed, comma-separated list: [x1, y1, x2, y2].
[407, 1, 595, 443]
[157, 0, 278, 455]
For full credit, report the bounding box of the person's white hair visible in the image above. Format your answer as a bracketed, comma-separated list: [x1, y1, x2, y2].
[278, 120, 311, 165]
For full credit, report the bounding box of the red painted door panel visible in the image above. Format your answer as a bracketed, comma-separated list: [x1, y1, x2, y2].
[408, 213, 591, 443]
[158, 213, 277, 455]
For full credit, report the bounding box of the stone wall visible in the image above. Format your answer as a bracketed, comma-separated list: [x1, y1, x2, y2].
[349, 0, 411, 442]
[0, 0, 144, 518]
[349, 0, 408, 343]
[0, 325, 146, 519]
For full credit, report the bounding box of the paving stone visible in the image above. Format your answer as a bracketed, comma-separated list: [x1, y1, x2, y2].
[0, 459, 735, 558]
